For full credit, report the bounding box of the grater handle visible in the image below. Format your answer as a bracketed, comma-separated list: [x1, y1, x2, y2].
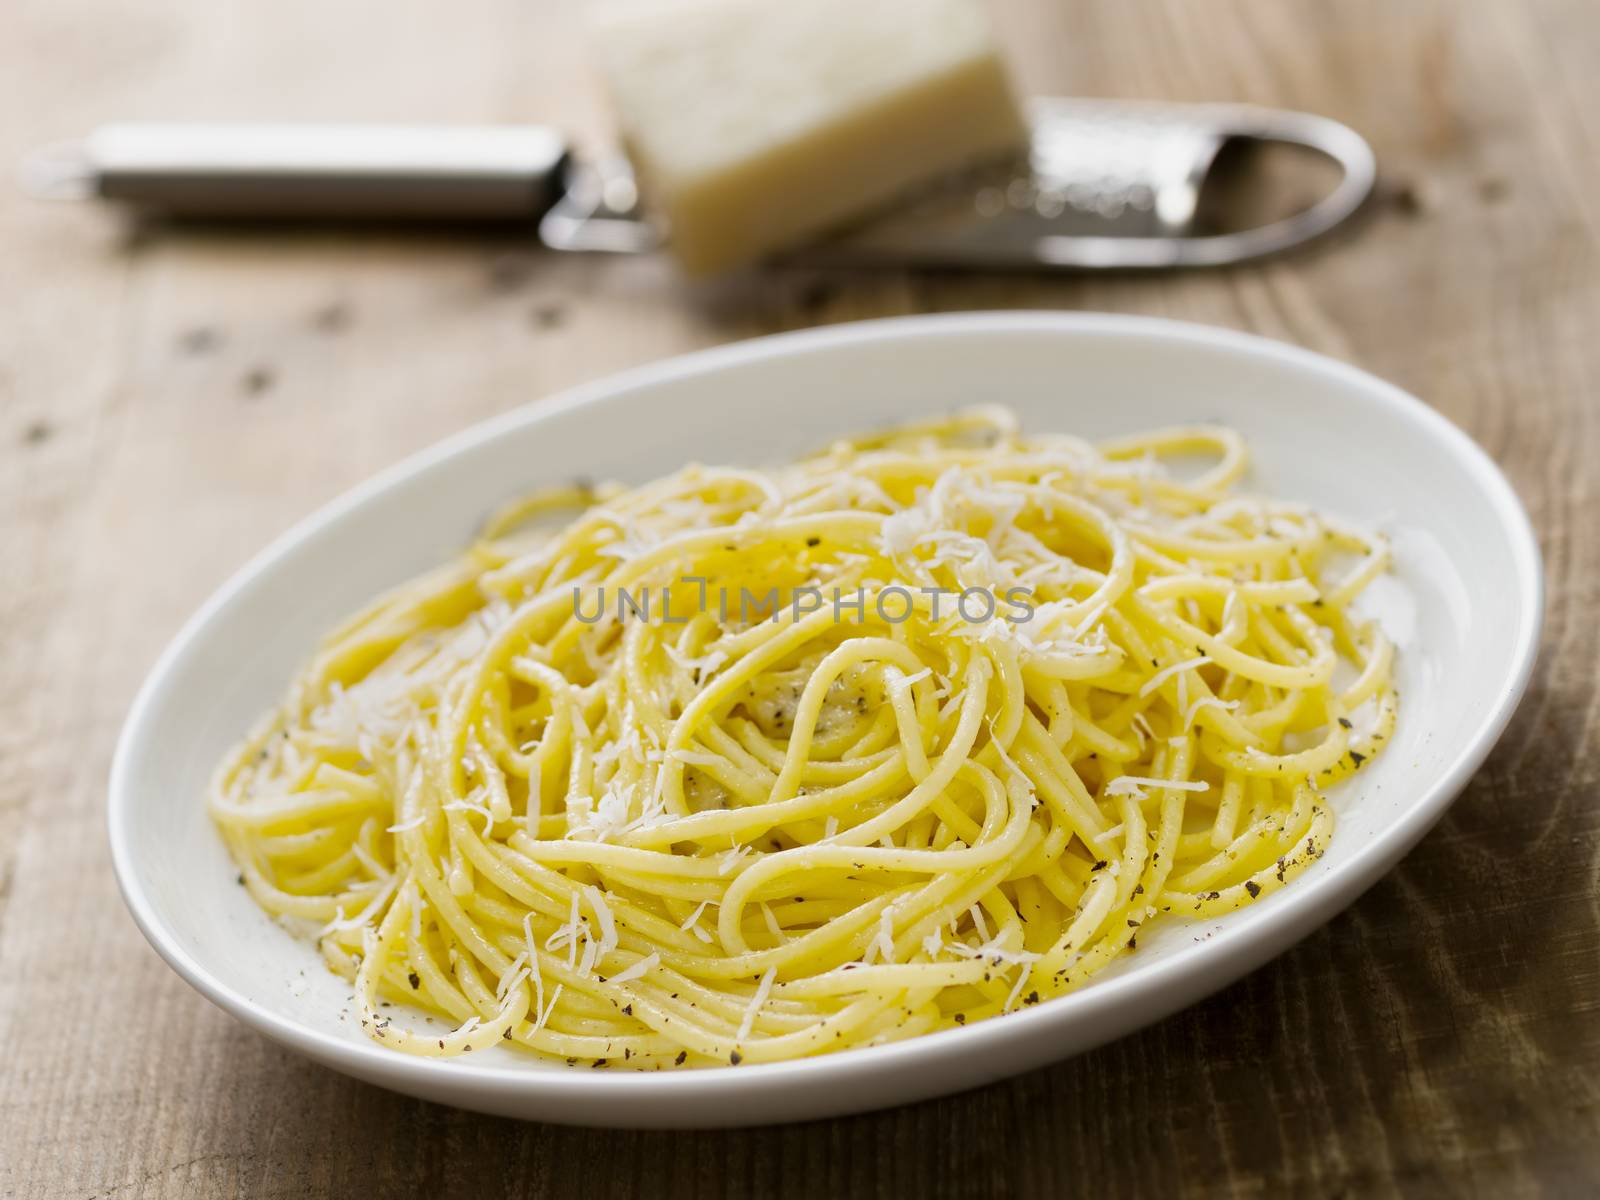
[25, 123, 570, 220]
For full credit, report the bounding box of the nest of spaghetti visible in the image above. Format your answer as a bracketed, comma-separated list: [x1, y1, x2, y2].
[212, 407, 1396, 1068]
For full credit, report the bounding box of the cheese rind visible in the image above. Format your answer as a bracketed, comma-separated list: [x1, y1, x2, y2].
[593, 0, 1026, 274]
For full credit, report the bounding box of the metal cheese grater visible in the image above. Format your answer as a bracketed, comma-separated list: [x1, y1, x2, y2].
[22, 99, 1375, 271]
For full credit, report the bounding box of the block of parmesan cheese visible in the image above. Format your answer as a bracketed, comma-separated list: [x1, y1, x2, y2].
[591, 0, 1026, 274]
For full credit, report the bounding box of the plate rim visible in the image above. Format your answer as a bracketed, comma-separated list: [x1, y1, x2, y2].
[107, 311, 1545, 1119]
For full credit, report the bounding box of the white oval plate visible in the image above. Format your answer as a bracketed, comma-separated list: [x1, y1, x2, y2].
[110, 313, 1542, 1128]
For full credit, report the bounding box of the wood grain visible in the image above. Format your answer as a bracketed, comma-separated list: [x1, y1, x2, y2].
[1, 0, 1597, 1196]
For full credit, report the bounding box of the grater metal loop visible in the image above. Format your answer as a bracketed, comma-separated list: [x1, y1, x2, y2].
[810, 99, 1377, 270]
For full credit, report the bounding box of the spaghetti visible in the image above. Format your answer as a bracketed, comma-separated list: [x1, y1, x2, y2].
[211, 407, 1396, 1067]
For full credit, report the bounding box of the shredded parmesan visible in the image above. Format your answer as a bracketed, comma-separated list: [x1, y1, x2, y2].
[583, 884, 619, 960]
[736, 967, 777, 1042]
[1139, 655, 1211, 699]
[717, 844, 752, 875]
[607, 952, 659, 986]
[1105, 775, 1211, 796]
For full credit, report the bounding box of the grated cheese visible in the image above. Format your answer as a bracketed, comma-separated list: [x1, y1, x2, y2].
[583, 884, 620, 961]
[1105, 775, 1210, 797]
[608, 952, 660, 986]
[737, 967, 777, 1043]
[1138, 655, 1211, 699]
[717, 844, 752, 875]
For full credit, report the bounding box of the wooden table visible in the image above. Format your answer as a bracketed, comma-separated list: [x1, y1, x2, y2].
[2, 0, 1596, 1195]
